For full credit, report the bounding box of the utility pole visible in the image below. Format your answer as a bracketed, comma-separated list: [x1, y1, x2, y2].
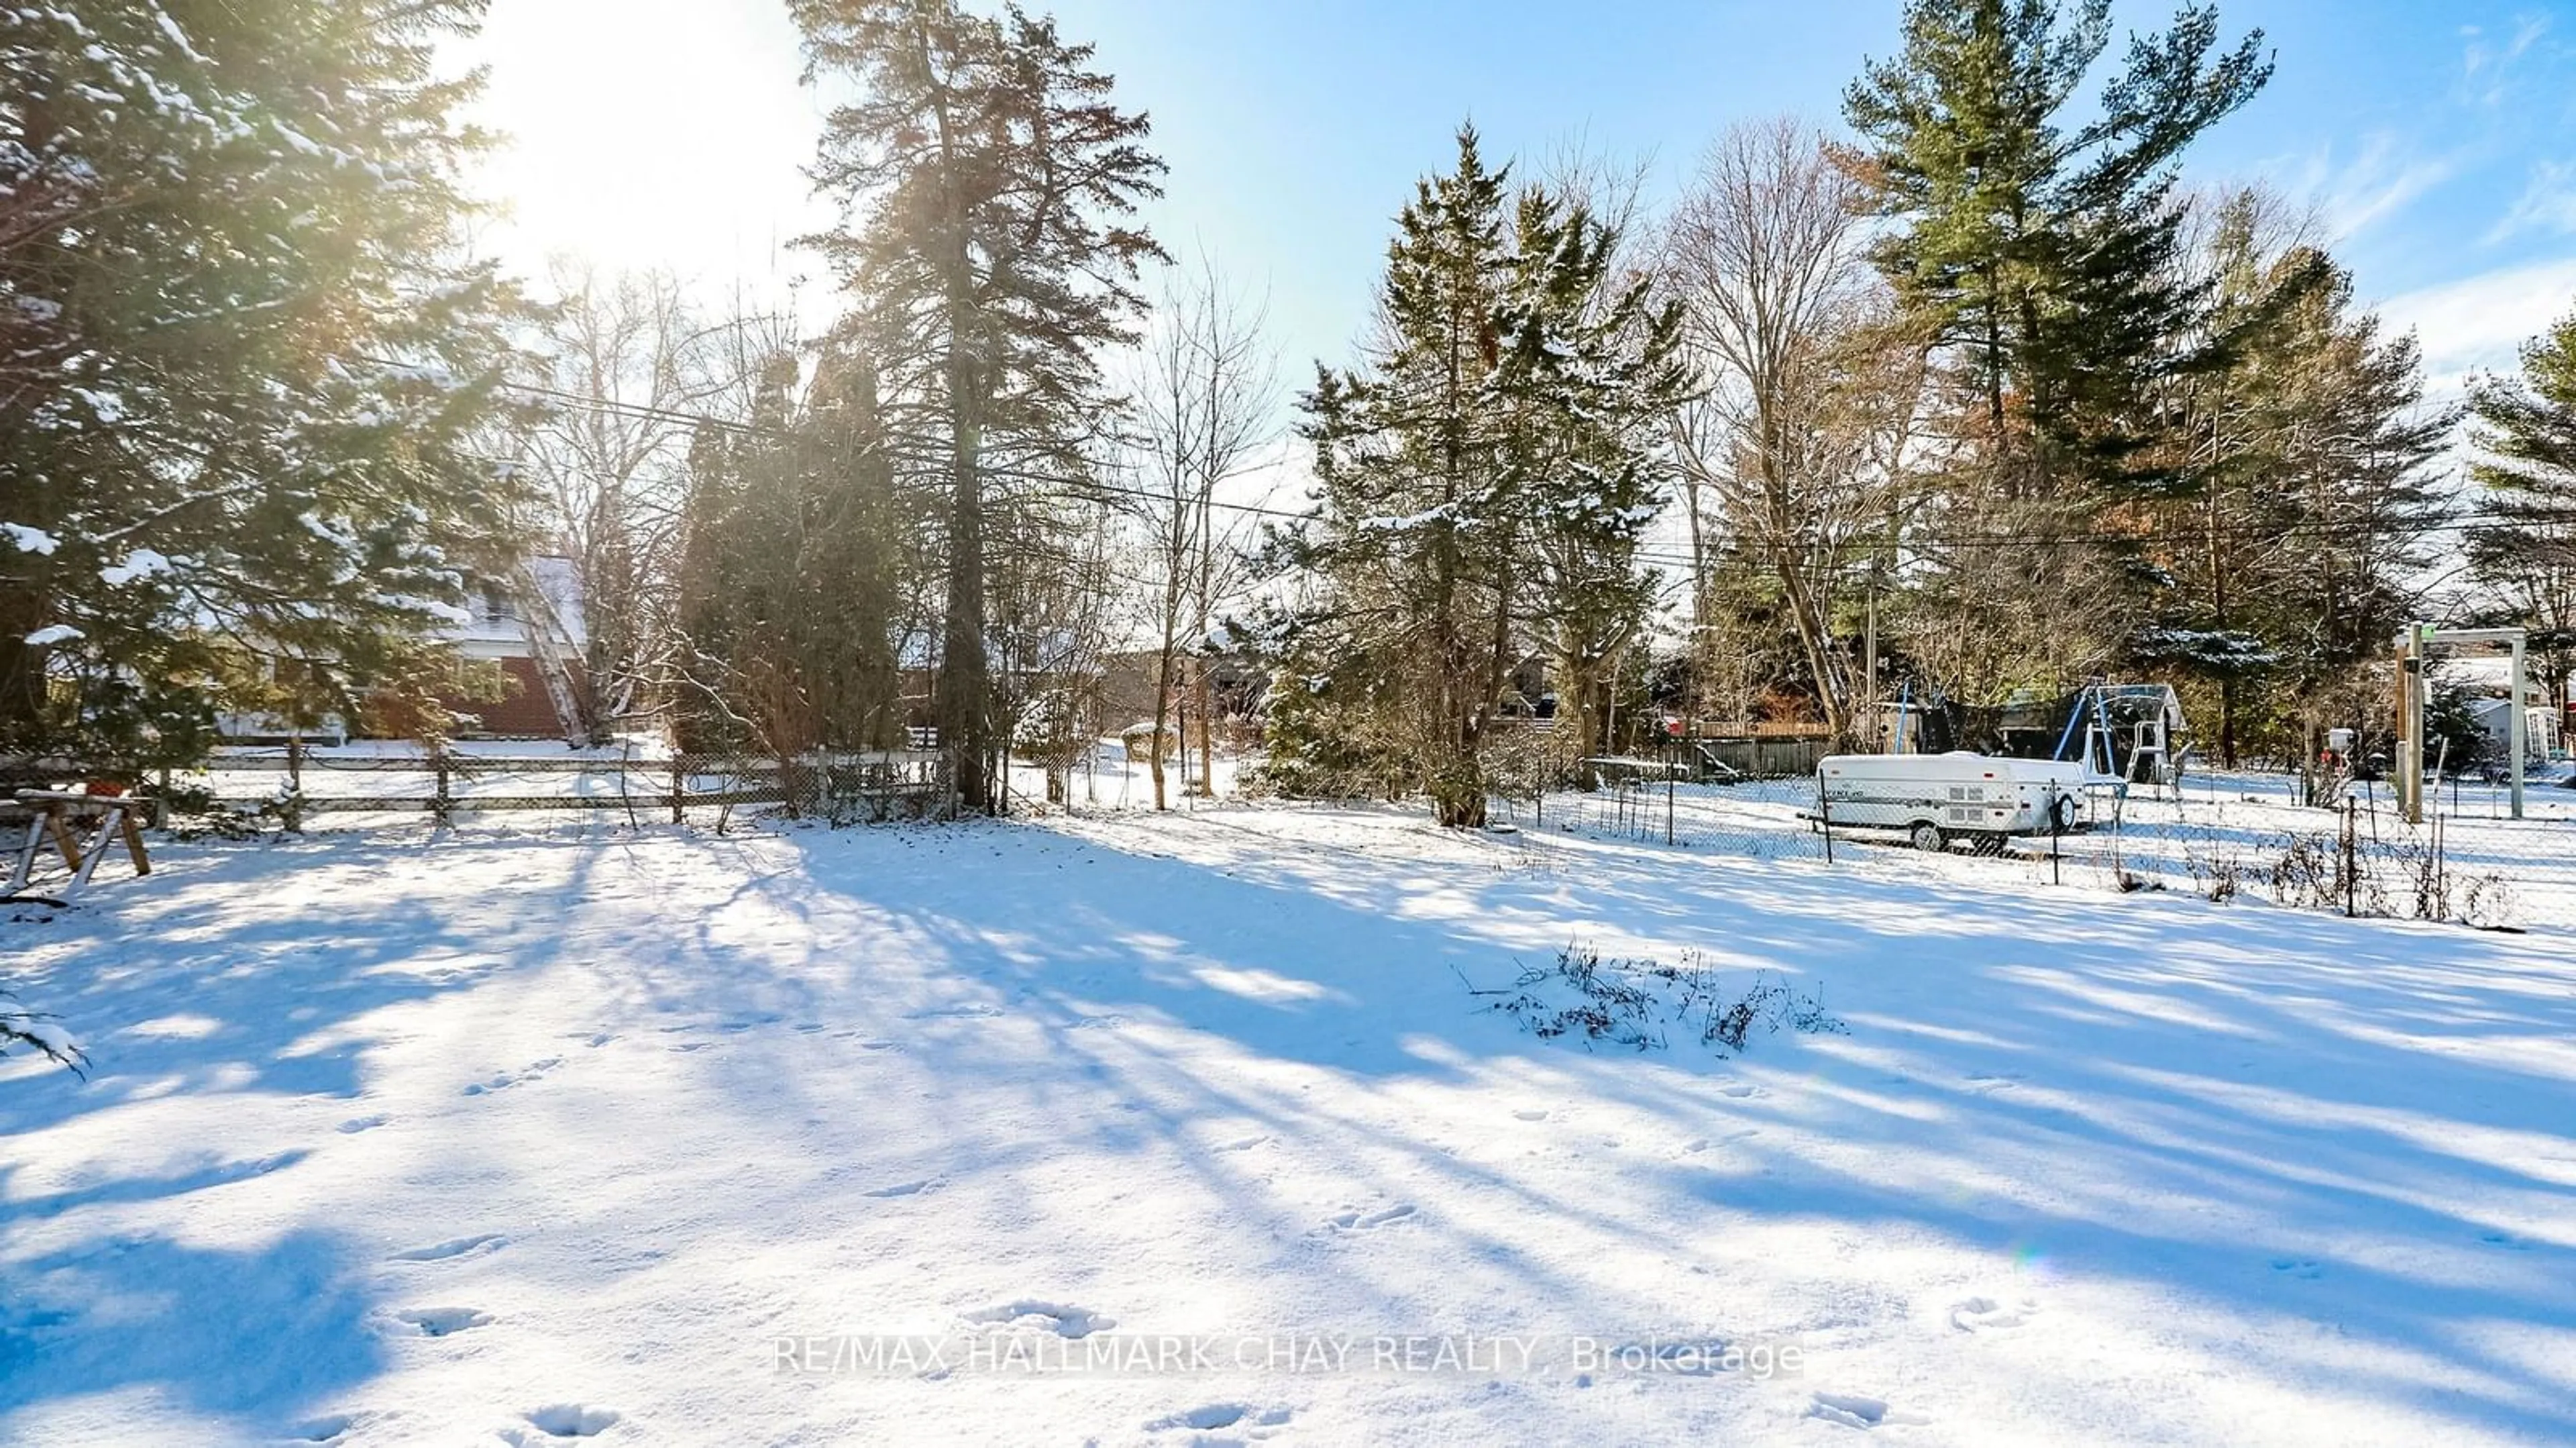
[2398, 623, 2424, 826]
[2509, 631, 2528, 820]
[1862, 568, 1878, 752]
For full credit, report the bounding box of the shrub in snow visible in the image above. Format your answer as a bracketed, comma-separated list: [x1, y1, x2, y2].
[2266, 831, 2347, 913]
[1473, 944, 1844, 1057]
[2182, 835, 2244, 904]
[152, 782, 277, 841]
[2460, 873, 2521, 932]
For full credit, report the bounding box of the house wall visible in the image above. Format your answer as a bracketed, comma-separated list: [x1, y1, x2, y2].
[444, 658, 576, 739]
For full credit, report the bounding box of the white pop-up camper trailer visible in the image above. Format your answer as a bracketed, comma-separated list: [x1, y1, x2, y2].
[1813, 752, 2094, 852]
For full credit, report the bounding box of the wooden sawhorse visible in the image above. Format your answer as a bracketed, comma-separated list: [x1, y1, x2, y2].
[4, 788, 151, 904]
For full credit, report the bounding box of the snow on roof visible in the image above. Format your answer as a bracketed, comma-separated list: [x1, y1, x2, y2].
[445, 555, 586, 652]
[2438, 655, 2562, 701]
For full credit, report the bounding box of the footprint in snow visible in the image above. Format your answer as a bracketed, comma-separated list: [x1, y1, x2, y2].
[1810, 1392, 1890, 1429]
[2479, 1231, 2532, 1251]
[1324, 1203, 1418, 1233]
[667, 1041, 713, 1053]
[1511, 1108, 1550, 1122]
[387, 1234, 505, 1263]
[1964, 1072, 2025, 1094]
[336, 1115, 388, 1135]
[287, 1414, 356, 1443]
[862, 1177, 943, 1198]
[513, 1404, 621, 1439]
[1947, 1296, 2035, 1333]
[1717, 1083, 1763, 1100]
[394, 1305, 492, 1337]
[462, 1059, 561, 1095]
[906, 1003, 1006, 1021]
[1149, 1402, 1293, 1436]
[1810, 1392, 1928, 1431]
[1212, 1134, 1270, 1153]
[2269, 1257, 2323, 1279]
[967, 1301, 1116, 1339]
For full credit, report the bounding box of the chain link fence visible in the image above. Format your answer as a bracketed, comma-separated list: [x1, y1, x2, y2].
[1489, 771, 2569, 932]
[118, 739, 2576, 932]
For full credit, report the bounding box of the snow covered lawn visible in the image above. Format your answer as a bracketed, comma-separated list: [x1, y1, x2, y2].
[3, 802, 2573, 1445]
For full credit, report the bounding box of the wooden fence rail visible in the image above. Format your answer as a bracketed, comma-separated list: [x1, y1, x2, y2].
[166, 750, 951, 825]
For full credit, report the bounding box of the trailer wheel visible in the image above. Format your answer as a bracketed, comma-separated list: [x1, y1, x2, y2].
[1909, 821, 1944, 851]
[2049, 792, 2080, 834]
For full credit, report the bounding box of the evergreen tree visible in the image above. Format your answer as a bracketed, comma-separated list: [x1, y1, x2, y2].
[2467, 302, 2576, 720]
[1843, 0, 2271, 695]
[793, 0, 1165, 812]
[1845, 0, 2269, 495]
[0, 1, 532, 771]
[2143, 197, 2449, 762]
[1271, 130, 1518, 825]
[1508, 191, 1691, 774]
[673, 350, 924, 778]
[1267, 130, 1683, 825]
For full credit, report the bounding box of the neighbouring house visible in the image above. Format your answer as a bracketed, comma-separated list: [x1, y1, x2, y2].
[2443, 656, 2562, 765]
[216, 556, 590, 745]
[437, 556, 588, 741]
[1097, 644, 1267, 741]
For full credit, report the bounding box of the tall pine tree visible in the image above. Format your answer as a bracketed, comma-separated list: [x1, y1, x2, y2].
[1267, 130, 1683, 825]
[794, 0, 1165, 812]
[1843, 0, 2271, 696]
[2145, 210, 2448, 762]
[2467, 301, 2576, 721]
[673, 348, 924, 778]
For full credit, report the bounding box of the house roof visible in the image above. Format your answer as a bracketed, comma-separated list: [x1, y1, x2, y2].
[2439, 655, 2563, 703]
[447, 556, 586, 651]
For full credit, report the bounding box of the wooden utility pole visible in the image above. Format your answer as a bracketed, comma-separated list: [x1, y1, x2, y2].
[2390, 621, 2411, 824]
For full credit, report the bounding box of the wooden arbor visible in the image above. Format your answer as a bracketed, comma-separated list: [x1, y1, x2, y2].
[2394, 623, 2531, 823]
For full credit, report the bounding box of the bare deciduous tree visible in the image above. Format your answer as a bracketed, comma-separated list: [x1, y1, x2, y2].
[1128, 256, 1277, 809]
[522, 261, 747, 737]
[1661, 118, 1918, 742]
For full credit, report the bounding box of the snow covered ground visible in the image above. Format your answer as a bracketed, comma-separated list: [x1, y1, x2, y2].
[3, 785, 2574, 1445]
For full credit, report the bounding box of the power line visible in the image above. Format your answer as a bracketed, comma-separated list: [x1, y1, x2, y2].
[490, 375, 2576, 560]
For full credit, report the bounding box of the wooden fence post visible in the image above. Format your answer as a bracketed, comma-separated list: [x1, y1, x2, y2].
[430, 741, 452, 828]
[669, 758, 686, 825]
[284, 734, 306, 832]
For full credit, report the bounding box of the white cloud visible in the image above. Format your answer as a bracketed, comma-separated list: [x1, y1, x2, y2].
[2378, 255, 2576, 389]
[2460, 13, 2554, 105]
[2487, 158, 2576, 243]
[2304, 134, 2457, 242]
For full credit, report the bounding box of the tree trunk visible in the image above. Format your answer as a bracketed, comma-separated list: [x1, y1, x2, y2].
[1776, 559, 1847, 740]
[1148, 621, 1175, 811]
[1432, 779, 1488, 827]
[1191, 656, 1214, 797]
[938, 354, 991, 813]
[1192, 484, 1218, 798]
[0, 580, 41, 741]
[2206, 477, 2237, 768]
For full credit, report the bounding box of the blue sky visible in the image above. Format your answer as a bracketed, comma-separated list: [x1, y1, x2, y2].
[464, 0, 2576, 393]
